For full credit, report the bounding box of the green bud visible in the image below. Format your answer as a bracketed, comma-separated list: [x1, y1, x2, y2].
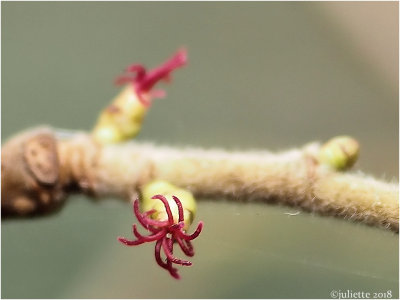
[318, 136, 360, 171]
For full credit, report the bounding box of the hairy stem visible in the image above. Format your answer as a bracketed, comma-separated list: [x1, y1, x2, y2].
[2, 127, 398, 232]
[56, 131, 398, 232]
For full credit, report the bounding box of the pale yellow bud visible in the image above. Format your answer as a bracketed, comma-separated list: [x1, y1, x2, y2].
[92, 86, 148, 144]
[141, 180, 197, 230]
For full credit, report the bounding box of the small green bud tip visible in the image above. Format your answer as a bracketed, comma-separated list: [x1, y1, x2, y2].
[140, 180, 197, 230]
[318, 136, 360, 170]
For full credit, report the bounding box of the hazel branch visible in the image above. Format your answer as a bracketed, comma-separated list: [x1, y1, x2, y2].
[2, 49, 397, 234]
[2, 127, 398, 232]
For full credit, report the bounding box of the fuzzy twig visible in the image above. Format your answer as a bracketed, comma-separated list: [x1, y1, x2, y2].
[2, 127, 398, 232]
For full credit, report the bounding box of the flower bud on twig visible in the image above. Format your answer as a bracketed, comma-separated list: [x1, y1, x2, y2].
[92, 49, 187, 144]
[118, 180, 203, 279]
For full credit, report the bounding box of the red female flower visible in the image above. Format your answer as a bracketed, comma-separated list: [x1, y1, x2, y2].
[92, 50, 186, 144]
[118, 195, 203, 279]
[115, 49, 187, 107]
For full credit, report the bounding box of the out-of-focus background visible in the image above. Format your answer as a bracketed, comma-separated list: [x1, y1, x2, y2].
[1, 2, 398, 298]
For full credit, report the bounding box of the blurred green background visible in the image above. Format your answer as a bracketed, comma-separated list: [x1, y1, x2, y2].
[2, 2, 398, 298]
